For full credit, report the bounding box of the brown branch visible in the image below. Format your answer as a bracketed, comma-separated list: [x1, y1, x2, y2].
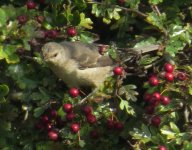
[86, 1, 147, 18]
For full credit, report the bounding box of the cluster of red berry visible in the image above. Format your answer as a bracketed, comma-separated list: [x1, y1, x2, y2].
[16, 1, 77, 40]
[145, 63, 187, 125]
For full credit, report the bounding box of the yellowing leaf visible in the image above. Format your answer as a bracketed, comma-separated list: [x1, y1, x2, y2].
[79, 13, 93, 29]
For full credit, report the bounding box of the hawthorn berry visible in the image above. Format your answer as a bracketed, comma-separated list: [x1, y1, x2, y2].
[45, 30, 58, 39]
[48, 130, 58, 141]
[86, 114, 97, 124]
[17, 15, 28, 25]
[39, 0, 45, 4]
[46, 123, 53, 131]
[161, 96, 170, 106]
[114, 121, 124, 131]
[152, 92, 161, 101]
[150, 92, 161, 106]
[113, 66, 123, 75]
[35, 122, 44, 130]
[26, 1, 36, 9]
[118, 0, 125, 5]
[90, 130, 100, 139]
[69, 88, 79, 98]
[41, 115, 49, 124]
[149, 76, 159, 86]
[82, 105, 93, 115]
[49, 109, 57, 118]
[106, 119, 115, 129]
[70, 123, 80, 133]
[67, 27, 77, 37]
[63, 103, 73, 113]
[158, 145, 167, 150]
[164, 63, 174, 73]
[177, 72, 187, 81]
[151, 116, 161, 127]
[145, 106, 155, 114]
[143, 93, 152, 103]
[165, 72, 174, 82]
[66, 112, 76, 121]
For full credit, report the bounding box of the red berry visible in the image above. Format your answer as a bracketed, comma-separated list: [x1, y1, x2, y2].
[69, 88, 79, 98]
[49, 109, 57, 118]
[143, 93, 152, 102]
[63, 103, 73, 113]
[151, 116, 161, 127]
[177, 72, 187, 81]
[17, 15, 28, 25]
[106, 119, 115, 129]
[41, 115, 49, 124]
[149, 76, 159, 86]
[70, 123, 80, 133]
[90, 130, 100, 139]
[98, 45, 106, 55]
[114, 121, 124, 131]
[164, 63, 174, 73]
[145, 106, 155, 114]
[48, 130, 58, 141]
[82, 105, 93, 115]
[35, 122, 44, 130]
[39, 0, 45, 4]
[158, 145, 167, 150]
[165, 72, 174, 82]
[150, 92, 161, 106]
[45, 30, 58, 39]
[26, 1, 36, 9]
[66, 112, 76, 121]
[152, 92, 161, 101]
[118, 0, 125, 5]
[161, 96, 170, 106]
[86, 114, 97, 124]
[113, 67, 123, 75]
[46, 123, 53, 131]
[67, 27, 77, 37]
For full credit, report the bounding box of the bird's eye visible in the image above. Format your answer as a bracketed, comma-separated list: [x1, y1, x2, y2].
[53, 53, 58, 57]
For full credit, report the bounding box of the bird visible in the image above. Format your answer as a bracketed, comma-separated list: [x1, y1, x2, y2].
[42, 41, 115, 89]
[42, 41, 160, 89]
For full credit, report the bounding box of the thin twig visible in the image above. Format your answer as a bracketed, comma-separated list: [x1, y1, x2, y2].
[86, 1, 147, 18]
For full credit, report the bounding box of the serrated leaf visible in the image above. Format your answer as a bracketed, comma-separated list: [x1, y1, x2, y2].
[79, 140, 85, 148]
[0, 8, 7, 27]
[0, 84, 9, 98]
[79, 13, 93, 29]
[34, 107, 46, 118]
[170, 122, 180, 133]
[149, 0, 163, 5]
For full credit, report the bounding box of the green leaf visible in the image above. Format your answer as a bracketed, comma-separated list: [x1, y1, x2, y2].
[34, 107, 46, 118]
[5, 53, 20, 64]
[189, 85, 192, 95]
[0, 84, 9, 98]
[0, 8, 7, 27]
[149, 0, 163, 5]
[79, 140, 85, 148]
[79, 13, 93, 29]
[170, 122, 180, 133]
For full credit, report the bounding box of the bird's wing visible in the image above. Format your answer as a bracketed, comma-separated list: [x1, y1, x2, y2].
[60, 41, 114, 69]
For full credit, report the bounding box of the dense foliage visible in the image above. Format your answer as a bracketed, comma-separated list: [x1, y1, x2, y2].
[0, 0, 192, 150]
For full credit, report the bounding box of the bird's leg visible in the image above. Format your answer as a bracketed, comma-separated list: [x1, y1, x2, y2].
[75, 88, 98, 106]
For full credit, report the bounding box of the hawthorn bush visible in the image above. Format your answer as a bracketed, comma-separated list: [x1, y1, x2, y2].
[0, 0, 192, 150]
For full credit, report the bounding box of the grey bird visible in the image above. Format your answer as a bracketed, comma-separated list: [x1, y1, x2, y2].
[42, 41, 115, 89]
[42, 41, 160, 89]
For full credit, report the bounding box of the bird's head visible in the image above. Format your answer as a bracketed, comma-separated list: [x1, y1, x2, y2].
[42, 42, 67, 64]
